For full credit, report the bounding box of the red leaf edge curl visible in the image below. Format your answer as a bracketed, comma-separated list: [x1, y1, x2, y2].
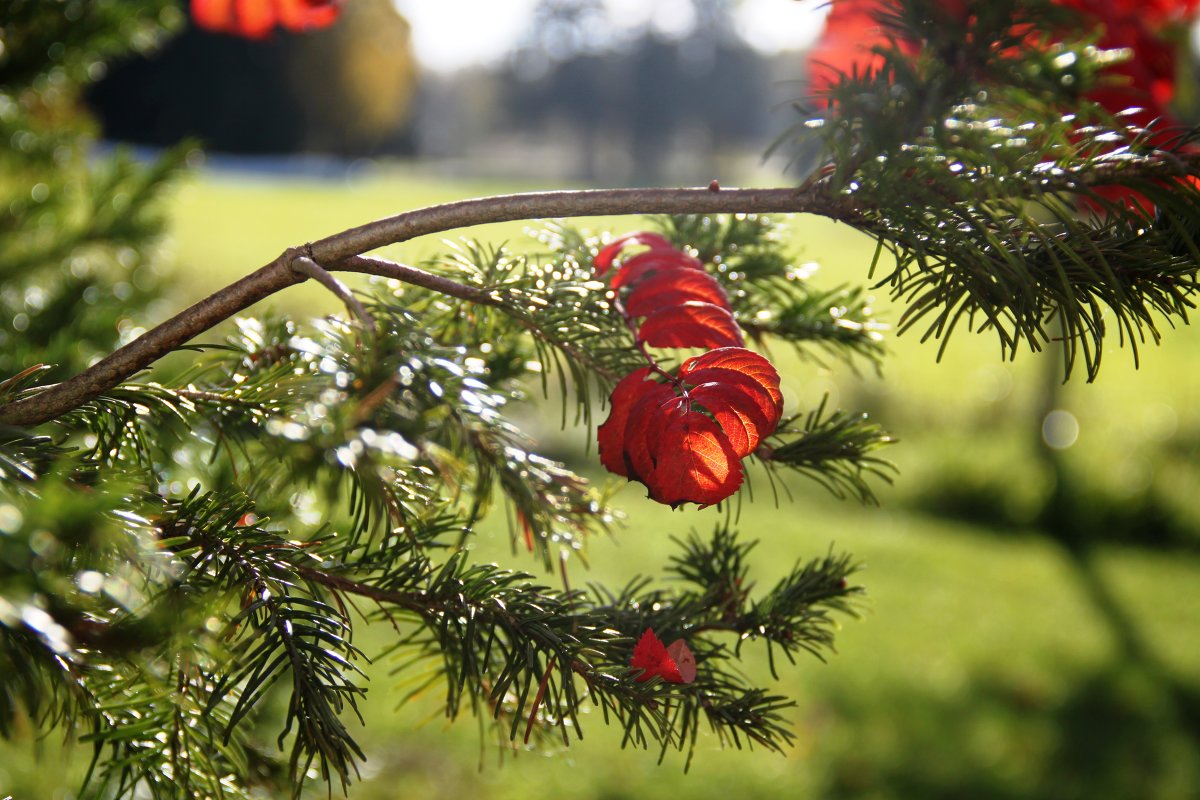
[679, 347, 783, 418]
[637, 302, 744, 349]
[594, 232, 677, 276]
[622, 268, 731, 318]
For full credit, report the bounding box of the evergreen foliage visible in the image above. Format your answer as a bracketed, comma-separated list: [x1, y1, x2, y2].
[788, 0, 1200, 379]
[3, 0, 1199, 797]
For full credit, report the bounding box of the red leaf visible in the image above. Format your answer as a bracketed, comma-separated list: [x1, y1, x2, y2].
[630, 628, 684, 683]
[596, 368, 656, 478]
[277, 0, 342, 31]
[191, 0, 236, 32]
[666, 638, 697, 684]
[191, 0, 341, 38]
[637, 303, 744, 350]
[688, 377, 776, 458]
[621, 386, 685, 483]
[679, 347, 783, 420]
[623, 268, 731, 318]
[595, 351, 784, 505]
[610, 250, 704, 291]
[591, 231, 783, 509]
[594, 232, 677, 276]
[647, 410, 743, 507]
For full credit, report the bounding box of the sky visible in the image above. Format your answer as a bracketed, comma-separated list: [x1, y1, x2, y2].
[392, 0, 830, 73]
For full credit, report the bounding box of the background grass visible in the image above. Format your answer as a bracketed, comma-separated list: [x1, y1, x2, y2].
[3, 165, 1198, 799]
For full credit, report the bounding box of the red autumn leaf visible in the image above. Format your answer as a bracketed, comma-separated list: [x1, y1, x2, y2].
[276, 0, 342, 30]
[630, 628, 685, 683]
[597, 348, 783, 506]
[687, 368, 779, 427]
[666, 638, 697, 684]
[593, 232, 677, 276]
[621, 386, 686, 483]
[622, 267, 731, 318]
[610, 250, 704, 291]
[688, 376, 776, 458]
[592, 234, 783, 507]
[637, 302, 744, 349]
[191, 0, 341, 38]
[647, 410, 743, 507]
[679, 347, 783, 420]
[597, 368, 660, 478]
[807, 0, 921, 96]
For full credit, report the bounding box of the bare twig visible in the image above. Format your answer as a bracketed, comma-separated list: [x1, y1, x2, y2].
[291, 256, 375, 327]
[335, 254, 496, 305]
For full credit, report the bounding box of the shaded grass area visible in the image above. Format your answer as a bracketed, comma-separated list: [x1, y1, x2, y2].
[3, 167, 1199, 799]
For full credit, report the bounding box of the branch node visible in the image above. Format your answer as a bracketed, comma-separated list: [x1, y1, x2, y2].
[291, 256, 375, 329]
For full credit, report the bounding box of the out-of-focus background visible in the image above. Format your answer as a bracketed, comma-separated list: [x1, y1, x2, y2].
[4, 1, 1200, 797]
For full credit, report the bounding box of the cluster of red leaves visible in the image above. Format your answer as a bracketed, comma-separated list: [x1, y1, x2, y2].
[595, 234, 783, 507]
[807, 0, 1200, 212]
[191, 0, 342, 39]
[805, 0, 920, 95]
[809, 0, 1197, 123]
[1060, 0, 1200, 211]
[630, 628, 697, 684]
[1063, 0, 1198, 139]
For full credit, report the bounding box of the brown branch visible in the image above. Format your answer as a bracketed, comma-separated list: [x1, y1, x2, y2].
[303, 186, 848, 265]
[294, 565, 434, 617]
[291, 255, 374, 327]
[0, 186, 848, 427]
[2, 152, 1188, 428]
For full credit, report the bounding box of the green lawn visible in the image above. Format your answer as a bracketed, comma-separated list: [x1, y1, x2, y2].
[4, 166, 1199, 799]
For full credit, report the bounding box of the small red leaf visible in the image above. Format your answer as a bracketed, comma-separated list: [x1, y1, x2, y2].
[647, 411, 743, 507]
[623, 268, 731, 318]
[631, 628, 684, 683]
[610, 250, 704, 290]
[597, 368, 656, 478]
[594, 232, 677, 276]
[666, 639, 697, 684]
[638, 303, 744, 350]
[679, 347, 783, 420]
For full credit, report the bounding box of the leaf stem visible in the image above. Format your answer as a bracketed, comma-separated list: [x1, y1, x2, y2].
[290, 256, 375, 327]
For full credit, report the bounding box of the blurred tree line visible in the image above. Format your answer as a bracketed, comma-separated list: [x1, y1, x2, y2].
[500, 0, 774, 182]
[85, 0, 789, 182]
[86, 0, 418, 155]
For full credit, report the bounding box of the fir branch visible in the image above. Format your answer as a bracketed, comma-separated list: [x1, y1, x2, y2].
[83, 657, 255, 800]
[762, 396, 897, 504]
[0, 614, 94, 739]
[159, 491, 369, 792]
[790, 4, 1200, 379]
[298, 527, 862, 766]
[0, 426, 63, 483]
[657, 214, 888, 366]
